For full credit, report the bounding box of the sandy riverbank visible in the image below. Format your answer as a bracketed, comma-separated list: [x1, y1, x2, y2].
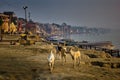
[0, 41, 120, 80]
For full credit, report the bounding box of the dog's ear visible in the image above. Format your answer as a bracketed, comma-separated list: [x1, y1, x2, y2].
[48, 49, 51, 52]
[67, 47, 71, 51]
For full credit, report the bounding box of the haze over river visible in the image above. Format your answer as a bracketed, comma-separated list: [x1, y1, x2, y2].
[70, 29, 120, 49]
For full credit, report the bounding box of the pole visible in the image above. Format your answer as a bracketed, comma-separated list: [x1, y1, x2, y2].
[23, 6, 28, 22]
[28, 12, 30, 21]
[23, 6, 28, 32]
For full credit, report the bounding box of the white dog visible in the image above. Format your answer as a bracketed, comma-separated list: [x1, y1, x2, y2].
[47, 50, 55, 72]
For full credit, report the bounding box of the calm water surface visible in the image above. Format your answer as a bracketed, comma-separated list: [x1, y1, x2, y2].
[70, 29, 120, 49]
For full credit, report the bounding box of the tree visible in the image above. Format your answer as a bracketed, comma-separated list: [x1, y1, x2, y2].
[0, 19, 3, 41]
[62, 22, 67, 26]
[0, 19, 3, 25]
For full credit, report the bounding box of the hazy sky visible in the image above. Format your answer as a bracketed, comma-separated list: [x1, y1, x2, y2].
[0, 0, 120, 29]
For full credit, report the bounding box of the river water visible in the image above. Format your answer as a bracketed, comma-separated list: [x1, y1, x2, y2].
[70, 29, 120, 49]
